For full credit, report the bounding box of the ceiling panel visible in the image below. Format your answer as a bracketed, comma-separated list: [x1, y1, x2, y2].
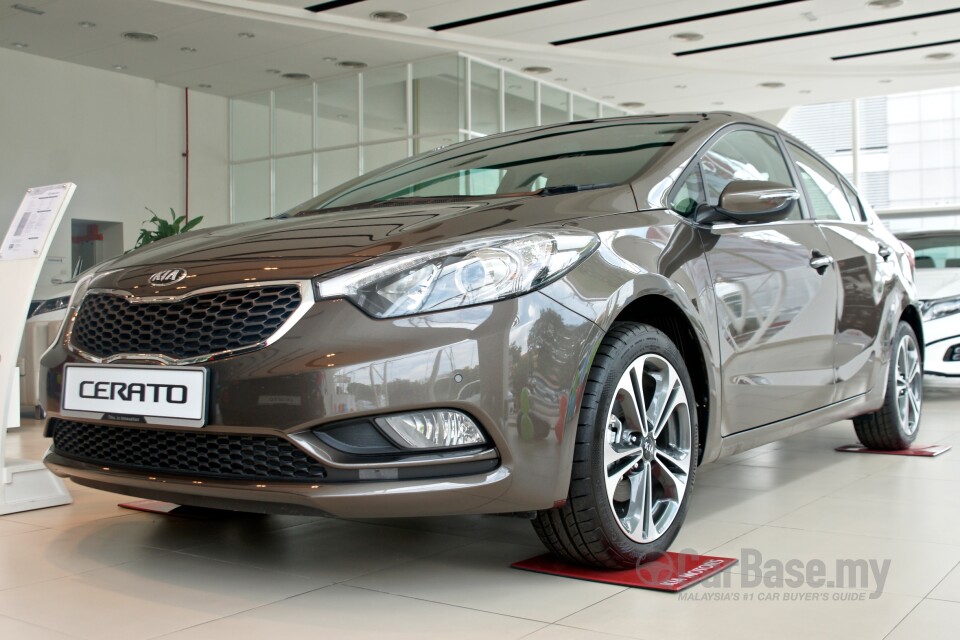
[2, 0, 958, 113]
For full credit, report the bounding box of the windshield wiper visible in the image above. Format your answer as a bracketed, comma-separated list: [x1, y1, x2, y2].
[539, 183, 617, 195]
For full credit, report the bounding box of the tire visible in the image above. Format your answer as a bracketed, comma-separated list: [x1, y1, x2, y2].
[853, 321, 923, 450]
[532, 322, 698, 569]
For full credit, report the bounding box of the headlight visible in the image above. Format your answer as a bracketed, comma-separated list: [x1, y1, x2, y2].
[31, 295, 71, 317]
[314, 230, 599, 318]
[922, 296, 960, 322]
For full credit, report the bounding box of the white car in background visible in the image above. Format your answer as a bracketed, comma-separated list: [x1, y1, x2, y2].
[896, 230, 960, 378]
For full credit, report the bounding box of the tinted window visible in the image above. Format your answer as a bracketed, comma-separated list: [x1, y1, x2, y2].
[899, 235, 960, 269]
[285, 121, 693, 213]
[788, 143, 858, 223]
[670, 168, 704, 217]
[701, 130, 800, 220]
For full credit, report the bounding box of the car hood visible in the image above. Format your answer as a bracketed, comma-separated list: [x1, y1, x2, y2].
[88, 189, 636, 294]
[914, 268, 960, 301]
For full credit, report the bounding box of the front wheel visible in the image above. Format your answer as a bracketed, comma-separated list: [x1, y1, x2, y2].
[532, 322, 698, 569]
[853, 321, 923, 450]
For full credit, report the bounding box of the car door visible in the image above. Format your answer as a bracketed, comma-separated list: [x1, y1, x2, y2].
[676, 127, 840, 434]
[785, 141, 893, 402]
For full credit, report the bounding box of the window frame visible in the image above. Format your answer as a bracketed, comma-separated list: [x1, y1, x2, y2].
[783, 136, 869, 225]
[667, 123, 812, 222]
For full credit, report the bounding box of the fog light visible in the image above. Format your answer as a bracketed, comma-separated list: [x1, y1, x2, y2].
[376, 410, 485, 449]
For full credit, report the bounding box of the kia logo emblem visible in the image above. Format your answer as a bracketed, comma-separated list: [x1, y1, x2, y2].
[148, 269, 188, 286]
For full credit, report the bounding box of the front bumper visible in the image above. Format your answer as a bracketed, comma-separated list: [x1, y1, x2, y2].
[924, 335, 960, 377]
[42, 290, 603, 516]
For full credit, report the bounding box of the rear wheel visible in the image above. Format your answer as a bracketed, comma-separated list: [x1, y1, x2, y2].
[532, 322, 698, 569]
[853, 321, 923, 450]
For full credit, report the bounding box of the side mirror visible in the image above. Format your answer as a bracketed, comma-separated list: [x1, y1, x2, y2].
[695, 180, 800, 225]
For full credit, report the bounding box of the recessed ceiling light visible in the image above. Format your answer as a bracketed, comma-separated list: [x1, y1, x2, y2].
[180, 46, 197, 53]
[237, 32, 255, 39]
[322, 57, 337, 62]
[335, 114, 349, 120]
[123, 32, 158, 43]
[337, 61, 367, 69]
[925, 52, 955, 60]
[11, 4, 44, 15]
[112, 65, 127, 70]
[11, 42, 28, 49]
[266, 68, 282, 74]
[619, 101, 645, 109]
[674, 84, 687, 89]
[522, 66, 552, 74]
[198, 83, 213, 89]
[670, 32, 703, 42]
[281, 72, 311, 80]
[879, 78, 892, 83]
[867, 0, 903, 8]
[78, 21, 96, 28]
[799, 89, 812, 94]
[602, 95, 615, 99]
[508, 84, 522, 90]
[759, 81, 785, 88]
[712, 101, 725, 105]
[498, 57, 513, 63]
[369, 10, 408, 23]
[801, 11, 818, 21]
[554, 77, 568, 82]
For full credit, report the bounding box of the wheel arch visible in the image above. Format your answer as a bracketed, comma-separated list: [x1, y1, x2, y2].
[900, 303, 924, 363]
[611, 294, 711, 462]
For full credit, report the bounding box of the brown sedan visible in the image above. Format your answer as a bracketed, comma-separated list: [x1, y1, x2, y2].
[42, 113, 922, 568]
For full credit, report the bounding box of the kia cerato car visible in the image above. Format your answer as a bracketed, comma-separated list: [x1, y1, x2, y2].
[41, 113, 923, 569]
[895, 230, 960, 378]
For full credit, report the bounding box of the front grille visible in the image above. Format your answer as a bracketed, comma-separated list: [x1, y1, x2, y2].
[50, 419, 327, 481]
[71, 284, 302, 360]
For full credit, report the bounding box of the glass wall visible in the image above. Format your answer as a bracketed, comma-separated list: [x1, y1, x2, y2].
[781, 87, 960, 212]
[230, 53, 632, 221]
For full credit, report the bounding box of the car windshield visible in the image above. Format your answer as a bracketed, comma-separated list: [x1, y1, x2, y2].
[899, 235, 960, 269]
[281, 119, 693, 215]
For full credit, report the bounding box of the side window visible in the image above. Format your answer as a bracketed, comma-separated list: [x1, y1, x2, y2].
[670, 168, 704, 217]
[701, 130, 800, 220]
[787, 143, 858, 223]
[841, 182, 866, 222]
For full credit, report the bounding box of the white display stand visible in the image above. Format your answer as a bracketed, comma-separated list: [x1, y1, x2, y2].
[0, 183, 75, 515]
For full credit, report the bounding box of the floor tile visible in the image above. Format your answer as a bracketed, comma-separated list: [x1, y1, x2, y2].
[0, 613, 79, 640]
[346, 540, 625, 623]
[560, 581, 919, 640]
[708, 525, 960, 597]
[155, 584, 546, 640]
[524, 625, 636, 640]
[0, 527, 169, 591]
[770, 496, 960, 546]
[928, 561, 960, 602]
[176, 517, 476, 582]
[0, 553, 326, 640]
[885, 599, 960, 640]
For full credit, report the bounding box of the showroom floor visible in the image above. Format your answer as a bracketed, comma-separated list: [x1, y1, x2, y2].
[2, 384, 959, 640]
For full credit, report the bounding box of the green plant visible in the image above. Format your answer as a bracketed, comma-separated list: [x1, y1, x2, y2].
[132, 208, 203, 250]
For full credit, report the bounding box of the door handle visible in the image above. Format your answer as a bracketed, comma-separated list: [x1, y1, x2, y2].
[878, 245, 892, 260]
[809, 251, 834, 274]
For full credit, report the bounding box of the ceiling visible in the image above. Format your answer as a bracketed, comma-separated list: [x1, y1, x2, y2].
[2, 0, 959, 113]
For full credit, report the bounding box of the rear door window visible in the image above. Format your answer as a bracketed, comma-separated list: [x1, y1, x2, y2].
[787, 142, 859, 223]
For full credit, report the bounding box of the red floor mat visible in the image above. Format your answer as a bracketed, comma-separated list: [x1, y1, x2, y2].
[835, 444, 952, 457]
[512, 551, 737, 592]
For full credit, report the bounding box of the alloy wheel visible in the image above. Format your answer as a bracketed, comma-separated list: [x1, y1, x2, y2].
[603, 354, 693, 543]
[895, 333, 922, 435]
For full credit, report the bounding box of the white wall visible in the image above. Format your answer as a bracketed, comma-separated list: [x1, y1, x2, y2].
[0, 48, 229, 289]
